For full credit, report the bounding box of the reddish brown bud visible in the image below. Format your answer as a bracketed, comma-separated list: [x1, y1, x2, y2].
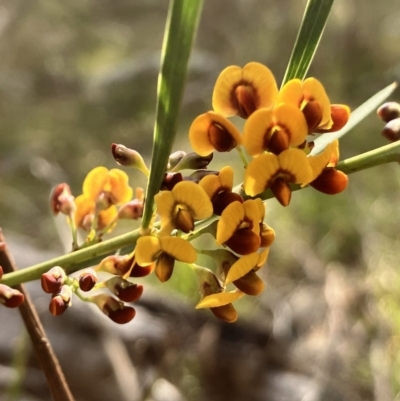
[382, 118, 400, 142]
[303, 100, 322, 131]
[210, 304, 238, 323]
[96, 253, 135, 276]
[172, 152, 214, 171]
[268, 130, 290, 154]
[310, 168, 348, 194]
[208, 123, 238, 152]
[104, 277, 143, 302]
[235, 85, 257, 119]
[271, 178, 292, 206]
[111, 144, 149, 175]
[212, 191, 244, 215]
[118, 199, 143, 220]
[41, 266, 66, 294]
[0, 265, 3, 280]
[50, 183, 75, 216]
[225, 228, 261, 255]
[129, 262, 153, 278]
[0, 284, 24, 308]
[79, 269, 98, 292]
[233, 271, 264, 296]
[161, 172, 183, 190]
[377, 102, 400, 123]
[92, 294, 136, 324]
[49, 285, 72, 316]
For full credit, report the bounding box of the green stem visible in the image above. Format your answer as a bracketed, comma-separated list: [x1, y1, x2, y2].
[336, 141, 400, 174]
[2, 141, 400, 288]
[236, 146, 249, 168]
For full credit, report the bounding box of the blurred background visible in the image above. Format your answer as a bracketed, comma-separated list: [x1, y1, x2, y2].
[0, 0, 400, 400]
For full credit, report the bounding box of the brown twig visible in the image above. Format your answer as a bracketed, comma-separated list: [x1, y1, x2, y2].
[0, 229, 75, 401]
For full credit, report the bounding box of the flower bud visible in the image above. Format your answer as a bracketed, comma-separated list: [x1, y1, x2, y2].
[377, 102, 400, 123]
[167, 150, 187, 170]
[161, 172, 183, 190]
[41, 266, 66, 294]
[382, 118, 400, 142]
[78, 269, 98, 292]
[0, 265, 3, 280]
[91, 293, 136, 324]
[111, 144, 149, 176]
[118, 199, 143, 220]
[104, 277, 143, 303]
[95, 253, 135, 276]
[187, 170, 219, 183]
[50, 183, 75, 216]
[172, 152, 214, 171]
[0, 284, 24, 308]
[49, 285, 72, 316]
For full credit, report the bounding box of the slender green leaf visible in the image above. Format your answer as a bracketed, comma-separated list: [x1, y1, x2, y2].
[281, 0, 334, 86]
[141, 0, 204, 231]
[311, 82, 398, 155]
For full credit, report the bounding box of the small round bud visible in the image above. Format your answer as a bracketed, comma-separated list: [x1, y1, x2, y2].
[90, 293, 136, 324]
[50, 184, 75, 216]
[96, 253, 135, 276]
[49, 285, 72, 316]
[382, 118, 400, 142]
[377, 102, 400, 123]
[118, 199, 143, 220]
[167, 151, 187, 170]
[79, 269, 98, 292]
[111, 144, 149, 176]
[161, 172, 183, 190]
[0, 284, 24, 308]
[104, 277, 143, 302]
[41, 266, 66, 294]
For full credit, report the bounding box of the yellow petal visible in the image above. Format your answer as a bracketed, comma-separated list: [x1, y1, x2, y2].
[172, 181, 213, 220]
[212, 62, 278, 118]
[199, 174, 221, 199]
[278, 148, 313, 184]
[108, 169, 133, 204]
[189, 112, 242, 156]
[276, 79, 303, 106]
[302, 78, 332, 129]
[243, 199, 262, 236]
[196, 291, 243, 309]
[273, 103, 308, 147]
[216, 201, 245, 245]
[225, 252, 261, 285]
[244, 153, 280, 196]
[74, 194, 95, 227]
[82, 166, 108, 200]
[159, 236, 197, 263]
[307, 141, 336, 181]
[218, 166, 234, 190]
[135, 236, 162, 266]
[155, 190, 176, 232]
[243, 108, 274, 156]
[97, 206, 118, 231]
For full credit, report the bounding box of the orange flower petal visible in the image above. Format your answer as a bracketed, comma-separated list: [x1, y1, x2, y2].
[107, 169, 133, 204]
[243, 108, 274, 156]
[212, 62, 278, 118]
[273, 103, 308, 147]
[172, 181, 213, 220]
[196, 291, 243, 309]
[276, 79, 303, 106]
[135, 236, 162, 266]
[82, 167, 108, 200]
[243, 199, 263, 236]
[189, 112, 242, 156]
[159, 236, 197, 264]
[302, 78, 332, 129]
[244, 153, 280, 196]
[277, 148, 313, 184]
[74, 195, 95, 228]
[216, 201, 245, 245]
[225, 249, 269, 285]
[97, 206, 118, 231]
[307, 141, 336, 181]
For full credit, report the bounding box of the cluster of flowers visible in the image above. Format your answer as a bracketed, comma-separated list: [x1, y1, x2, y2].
[44, 62, 351, 324]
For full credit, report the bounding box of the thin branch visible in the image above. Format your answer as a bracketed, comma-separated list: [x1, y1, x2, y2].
[0, 229, 75, 401]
